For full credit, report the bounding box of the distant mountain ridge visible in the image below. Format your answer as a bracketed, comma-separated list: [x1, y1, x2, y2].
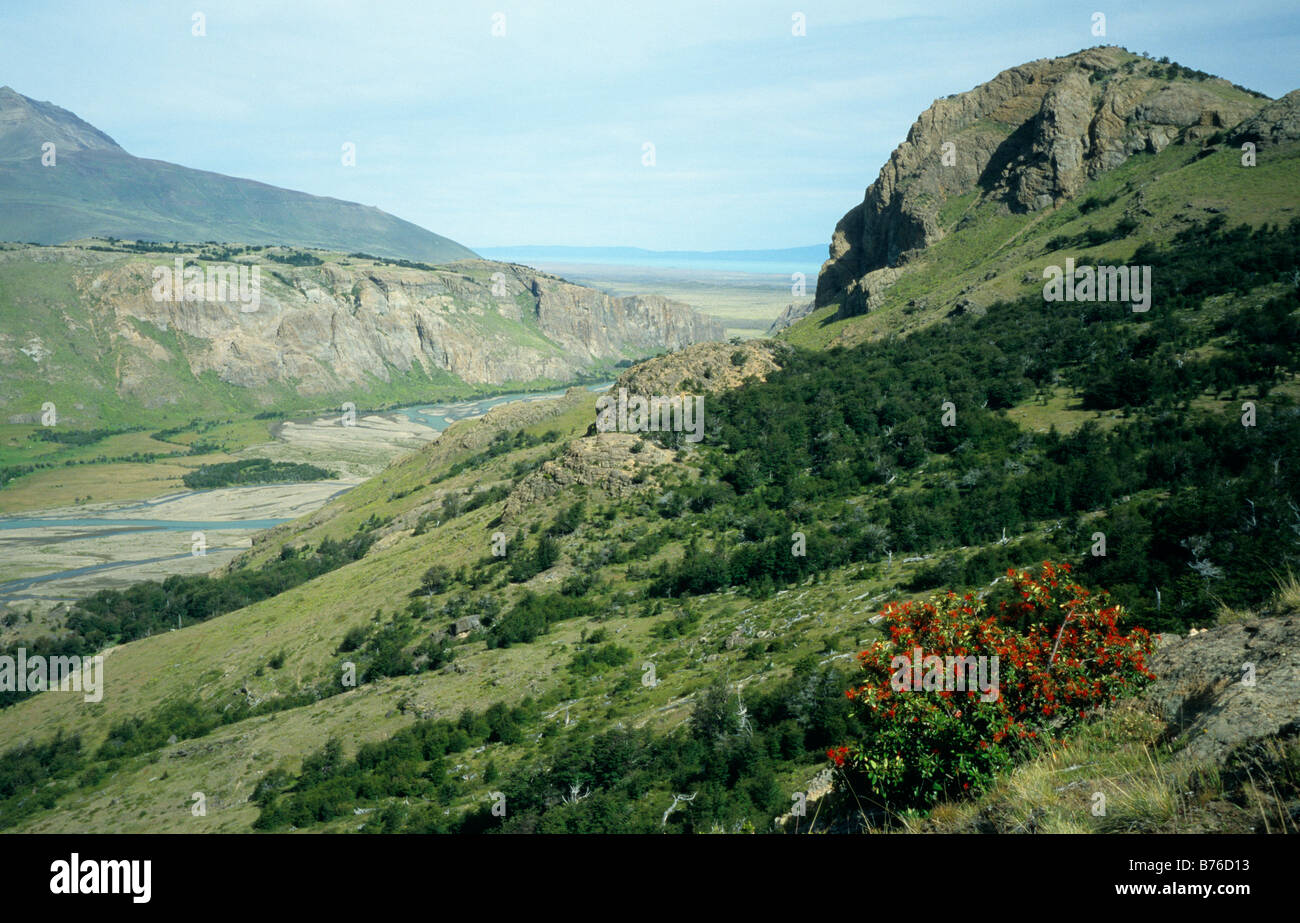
[0, 86, 477, 263]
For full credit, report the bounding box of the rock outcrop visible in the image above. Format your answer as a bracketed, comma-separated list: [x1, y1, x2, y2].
[610, 338, 785, 397]
[767, 300, 815, 334]
[816, 47, 1267, 315]
[1143, 611, 1300, 763]
[501, 432, 676, 521]
[1229, 89, 1300, 149]
[497, 341, 786, 521]
[0, 245, 724, 415]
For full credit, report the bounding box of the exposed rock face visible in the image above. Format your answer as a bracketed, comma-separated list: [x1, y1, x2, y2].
[1, 246, 723, 408]
[501, 432, 676, 521]
[816, 47, 1266, 314]
[529, 275, 723, 364]
[1230, 89, 1300, 148]
[1144, 611, 1300, 763]
[610, 338, 785, 397]
[497, 341, 784, 522]
[767, 300, 815, 334]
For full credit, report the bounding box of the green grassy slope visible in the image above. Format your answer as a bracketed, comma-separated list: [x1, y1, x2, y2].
[1, 76, 1297, 838]
[785, 134, 1300, 351]
[0, 390, 890, 832]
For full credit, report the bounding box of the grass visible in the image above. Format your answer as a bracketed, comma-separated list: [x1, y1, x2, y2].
[0, 384, 911, 831]
[782, 137, 1300, 352]
[905, 703, 1300, 835]
[1275, 568, 1300, 610]
[895, 705, 1179, 834]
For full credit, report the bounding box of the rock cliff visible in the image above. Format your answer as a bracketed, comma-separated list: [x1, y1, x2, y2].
[816, 47, 1268, 315]
[1229, 89, 1300, 149]
[0, 244, 724, 418]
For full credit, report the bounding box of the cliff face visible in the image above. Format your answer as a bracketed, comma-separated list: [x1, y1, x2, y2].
[816, 47, 1266, 314]
[528, 275, 723, 368]
[767, 300, 815, 335]
[1230, 89, 1300, 149]
[0, 245, 723, 416]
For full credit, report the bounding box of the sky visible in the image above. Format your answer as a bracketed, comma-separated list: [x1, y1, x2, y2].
[2, 1, 1298, 251]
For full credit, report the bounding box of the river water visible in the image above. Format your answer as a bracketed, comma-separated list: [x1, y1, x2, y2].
[0, 383, 609, 606]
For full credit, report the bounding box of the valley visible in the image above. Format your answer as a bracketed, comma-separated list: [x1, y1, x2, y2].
[0, 384, 607, 618]
[0, 39, 1297, 847]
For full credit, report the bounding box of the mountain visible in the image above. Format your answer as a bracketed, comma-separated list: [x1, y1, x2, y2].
[0, 242, 724, 426]
[0, 87, 476, 263]
[811, 46, 1274, 322]
[1, 49, 1298, 837]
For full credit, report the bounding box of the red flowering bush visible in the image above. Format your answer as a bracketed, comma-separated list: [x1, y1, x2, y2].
[830, 562, 1154, 809]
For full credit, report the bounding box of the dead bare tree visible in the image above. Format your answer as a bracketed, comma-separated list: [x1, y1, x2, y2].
[561, 782, 590, 805]
[661, 792, 696, 827]
[736, 691, 752, 738]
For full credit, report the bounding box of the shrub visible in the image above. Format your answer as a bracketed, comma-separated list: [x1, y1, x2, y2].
[567, 643, 634, 676]
[337, 626, 367, 653]
[832, 563, 1154, 810]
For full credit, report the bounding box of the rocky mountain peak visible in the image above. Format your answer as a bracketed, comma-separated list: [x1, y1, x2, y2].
[816, 47, 1269, 314]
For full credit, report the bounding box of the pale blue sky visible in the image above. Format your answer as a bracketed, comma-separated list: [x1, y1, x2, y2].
[3, 0, 1297, 250]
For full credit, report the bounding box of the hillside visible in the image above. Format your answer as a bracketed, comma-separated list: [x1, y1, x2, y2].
[0, 48, 1297, 836]
[0, 87, 476, 263]
[796, 46, 1286, 346]
[0, 241, 724, 428]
